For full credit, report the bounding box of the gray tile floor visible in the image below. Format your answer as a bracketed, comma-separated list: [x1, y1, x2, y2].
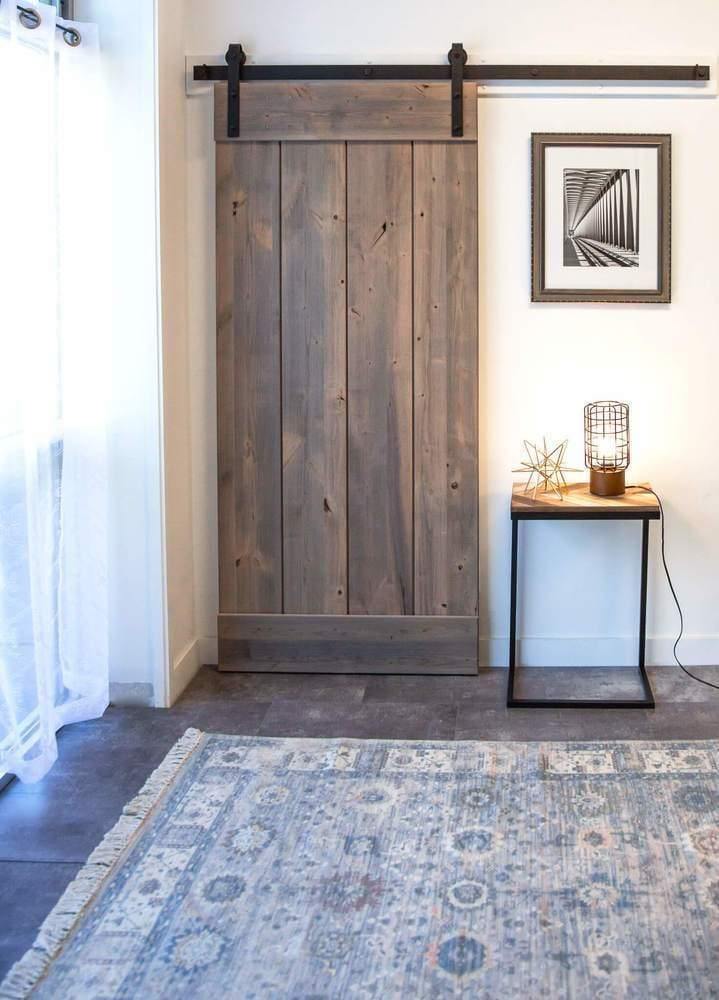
[1, 664, 718, 978]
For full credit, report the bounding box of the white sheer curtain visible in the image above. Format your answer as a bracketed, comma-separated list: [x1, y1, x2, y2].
[0, 2, 109, 782]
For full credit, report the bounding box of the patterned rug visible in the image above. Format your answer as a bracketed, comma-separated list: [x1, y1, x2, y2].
[3, 732, 719, 999]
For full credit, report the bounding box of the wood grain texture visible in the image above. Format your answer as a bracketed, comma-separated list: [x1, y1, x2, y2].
[511, 482, 660, 518]
[218, 613, 478, 674]
[281, 143, 348, 613]
[218, 143, 283, 612]
[215, 143, 237, 610]
[347, 142, 413, 614]
[214, 82, 478, 142]
[413, 143, 479, 615]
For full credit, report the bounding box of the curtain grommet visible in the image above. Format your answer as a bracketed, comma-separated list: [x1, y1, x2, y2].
[60, 25, 81, 46]
[17, 5, 41, 30]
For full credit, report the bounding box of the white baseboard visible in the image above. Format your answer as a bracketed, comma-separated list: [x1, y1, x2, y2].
[109, 682, 154, 707]
[479, 635, 719, 668]
[169, 638, 203, 704]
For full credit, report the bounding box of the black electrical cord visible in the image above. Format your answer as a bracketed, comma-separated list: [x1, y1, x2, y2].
[627, 485, 719, 691]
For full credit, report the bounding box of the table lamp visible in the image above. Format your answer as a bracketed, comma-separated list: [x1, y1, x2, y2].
[584, 400, 630, 497]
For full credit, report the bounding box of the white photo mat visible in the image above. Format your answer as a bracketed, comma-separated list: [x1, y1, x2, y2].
[544, 145, 658, 291]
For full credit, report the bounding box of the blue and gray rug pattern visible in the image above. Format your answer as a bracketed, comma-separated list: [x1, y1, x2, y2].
[5, 733, 719, 998]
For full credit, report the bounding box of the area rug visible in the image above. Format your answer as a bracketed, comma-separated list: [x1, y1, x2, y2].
[3, 732, 719, 999]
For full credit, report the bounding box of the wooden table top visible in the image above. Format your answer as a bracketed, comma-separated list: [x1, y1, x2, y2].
[511, 482, 660, 519]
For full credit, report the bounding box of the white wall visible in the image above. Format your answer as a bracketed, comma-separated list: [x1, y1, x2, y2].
[77, 0, 208, 707]
[479, 95, 719, 666]
[178, 0, 719, 669]
[80, 0, 167, 703]
[157, 0, 203, 702]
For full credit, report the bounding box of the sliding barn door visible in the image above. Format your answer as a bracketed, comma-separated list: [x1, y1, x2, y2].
[215, 83, 478, 673]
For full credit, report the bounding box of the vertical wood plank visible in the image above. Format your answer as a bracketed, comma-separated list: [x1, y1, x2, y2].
[219, 142, 282, 612]
[216, 143, 237, 612]
[281, 143, 347, 613]
[347, 142, 413, 614]
[413, 142, 478, 615]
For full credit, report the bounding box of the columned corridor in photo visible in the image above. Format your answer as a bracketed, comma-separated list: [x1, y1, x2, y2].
[564, 167, 640, 266]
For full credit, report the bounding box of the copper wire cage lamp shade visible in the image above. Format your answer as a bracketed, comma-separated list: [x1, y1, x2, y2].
[584, 401, 630, 497]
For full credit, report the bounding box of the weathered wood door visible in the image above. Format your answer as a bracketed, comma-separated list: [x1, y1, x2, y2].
[215, 82, 479, 673]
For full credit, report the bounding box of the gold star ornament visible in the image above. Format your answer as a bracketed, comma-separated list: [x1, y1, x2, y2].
[513, 438, 582, 500]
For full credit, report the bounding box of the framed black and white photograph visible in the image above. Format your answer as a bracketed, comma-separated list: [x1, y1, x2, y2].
[531, 133, 671, 303]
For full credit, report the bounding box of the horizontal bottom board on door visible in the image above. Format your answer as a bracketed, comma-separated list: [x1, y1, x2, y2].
[218, 614, 478, 675]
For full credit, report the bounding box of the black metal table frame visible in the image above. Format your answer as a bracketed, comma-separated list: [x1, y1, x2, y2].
[507, 506, 658, 709]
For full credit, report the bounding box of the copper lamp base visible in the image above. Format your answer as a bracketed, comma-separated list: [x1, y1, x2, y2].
[589, 468, 626, 497]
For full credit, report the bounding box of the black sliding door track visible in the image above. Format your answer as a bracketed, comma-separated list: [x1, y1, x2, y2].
[194, 43, 711, 139]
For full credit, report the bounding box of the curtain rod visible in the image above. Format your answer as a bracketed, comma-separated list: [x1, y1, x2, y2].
[194, 43, 711, 139]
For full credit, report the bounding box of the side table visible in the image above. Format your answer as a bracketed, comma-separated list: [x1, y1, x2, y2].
[508, 482, 659, 709]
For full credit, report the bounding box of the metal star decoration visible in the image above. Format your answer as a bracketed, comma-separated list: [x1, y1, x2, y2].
[513, 438, 582, 500]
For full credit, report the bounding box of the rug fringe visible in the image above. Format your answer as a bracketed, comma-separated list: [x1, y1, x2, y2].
[0, 727, 204, 1000]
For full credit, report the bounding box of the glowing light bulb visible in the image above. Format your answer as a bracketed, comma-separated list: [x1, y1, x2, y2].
[597, 436, 618, 464]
